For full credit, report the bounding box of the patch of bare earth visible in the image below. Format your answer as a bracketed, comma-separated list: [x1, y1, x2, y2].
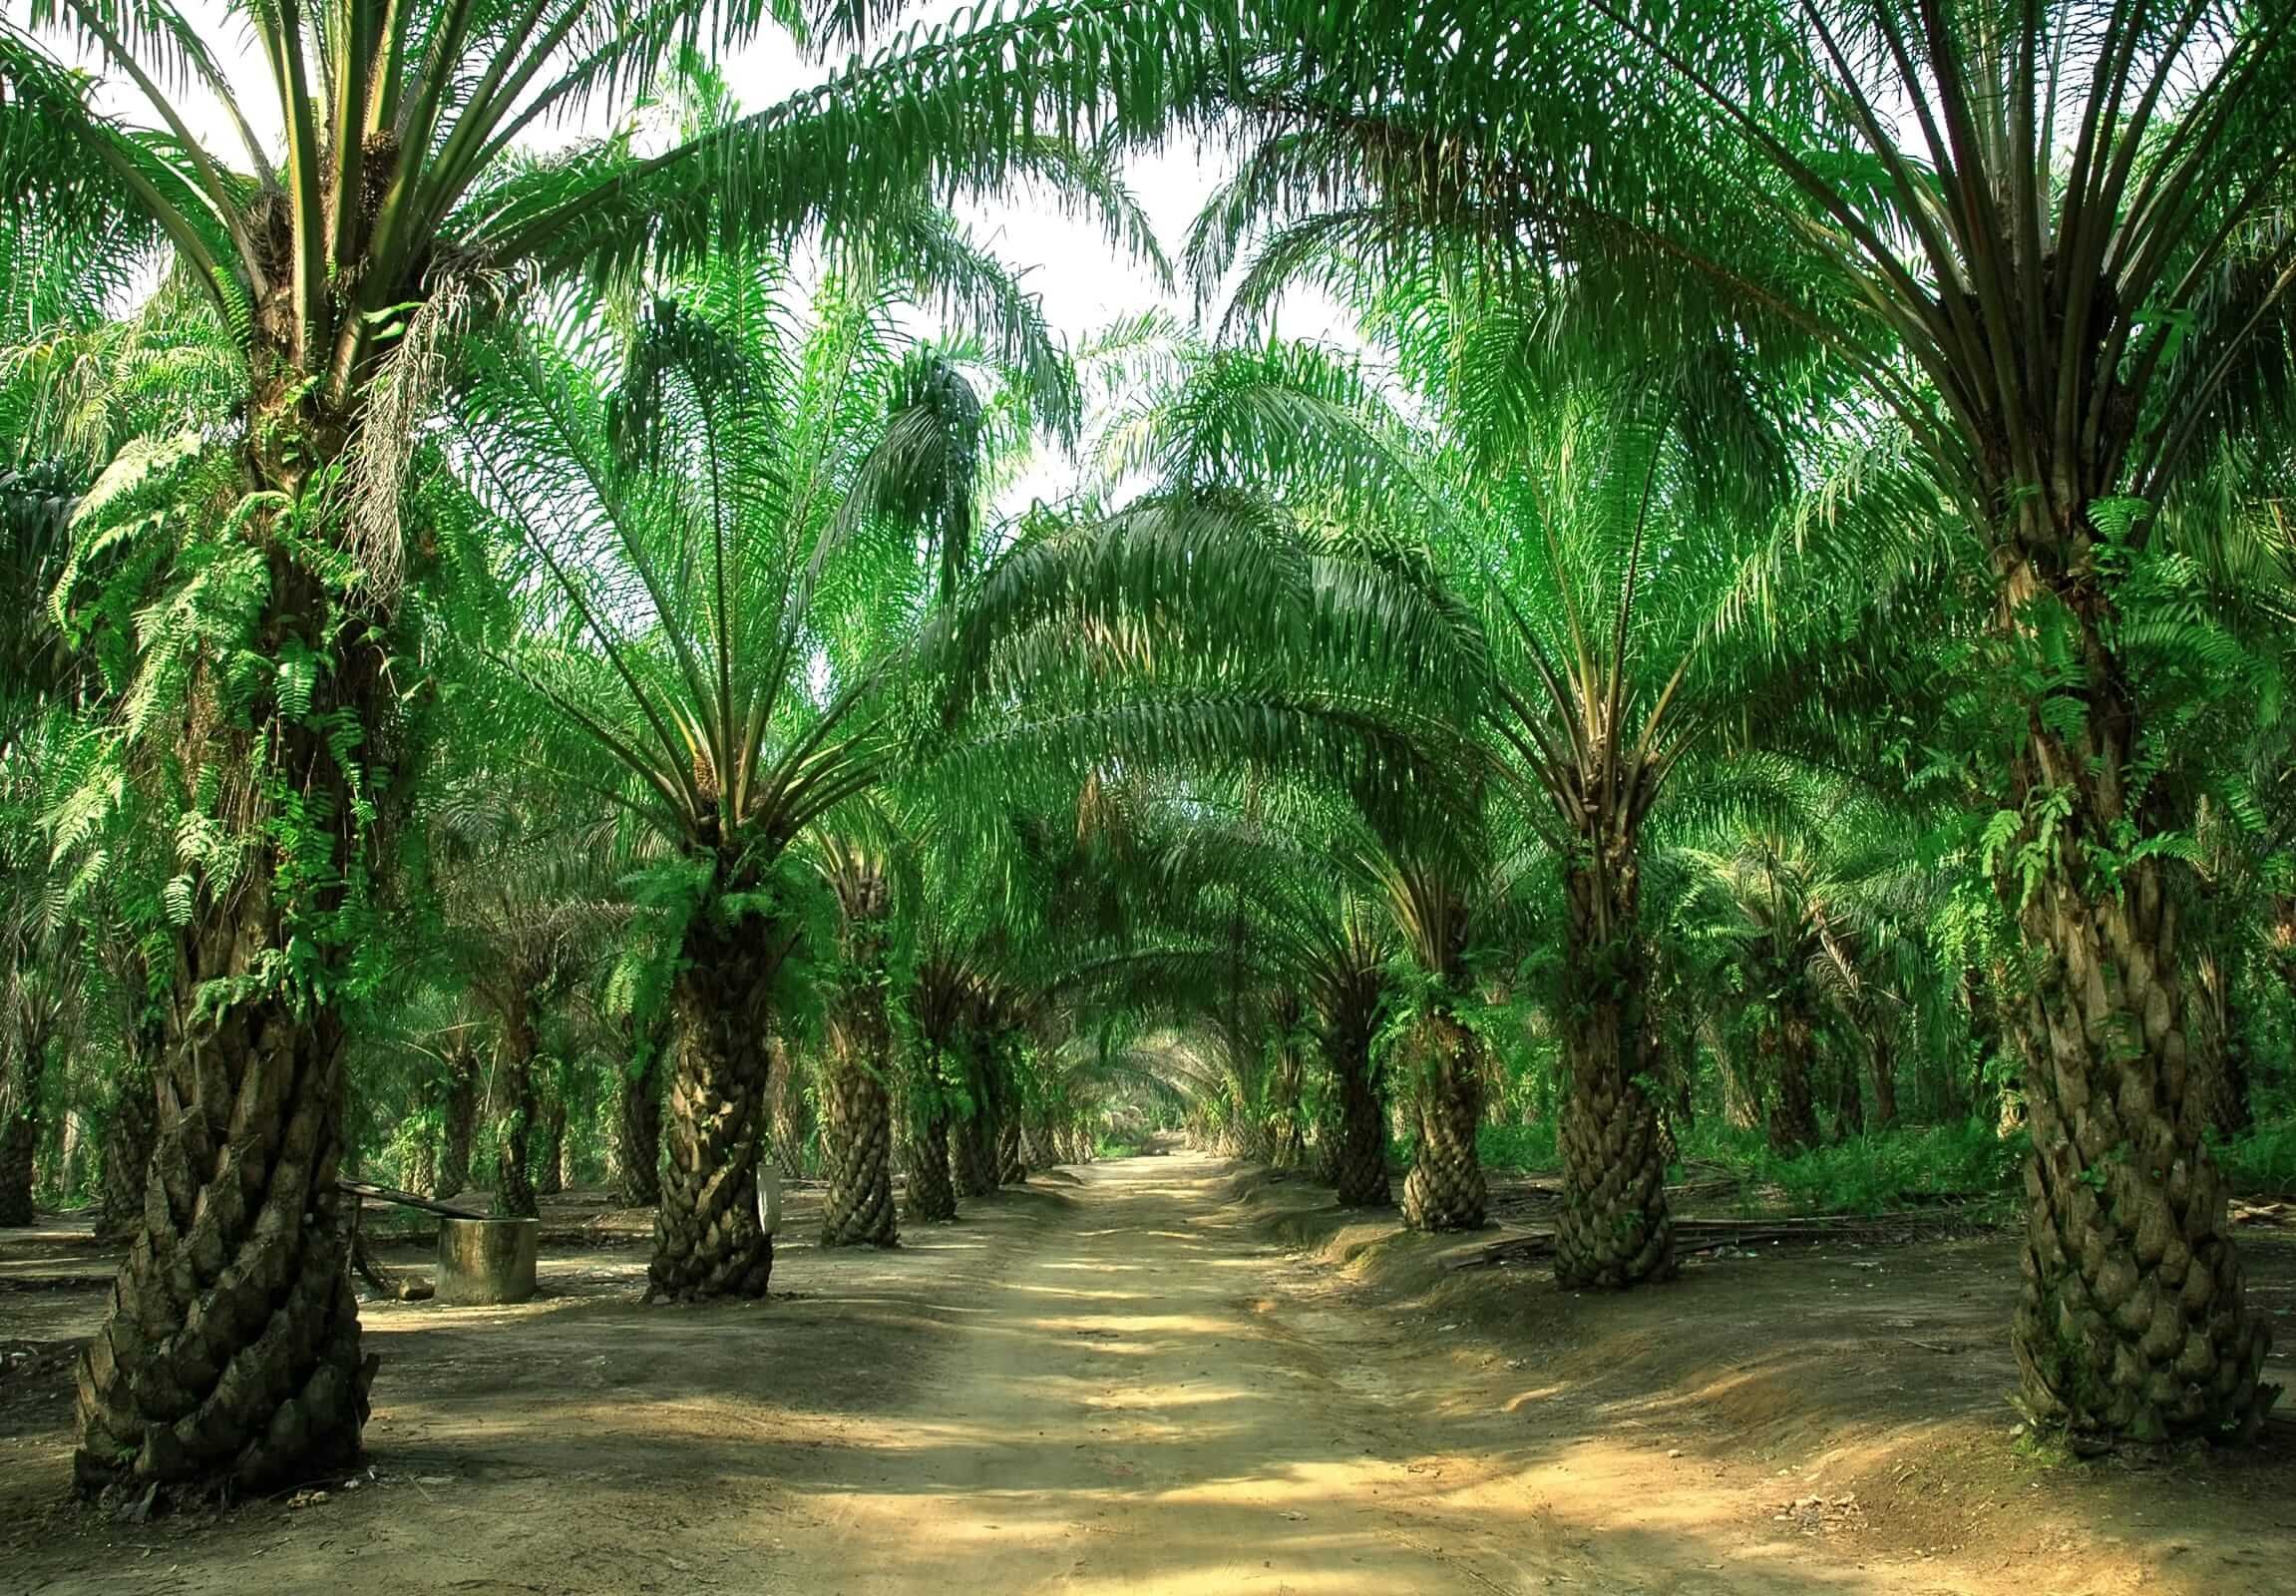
[1, 1154, 2289, 1594]
[1236, 1162, 2296, 1595]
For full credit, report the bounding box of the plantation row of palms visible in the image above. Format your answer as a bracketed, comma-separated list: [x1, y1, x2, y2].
[4, 0, 2293, 1508]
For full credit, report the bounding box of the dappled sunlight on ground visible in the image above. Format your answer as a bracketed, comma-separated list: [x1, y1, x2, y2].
[6, 1151, 2292, 1594]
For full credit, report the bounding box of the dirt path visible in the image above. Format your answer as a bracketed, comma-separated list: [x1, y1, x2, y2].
[775, 1152, 1988, 1596]
[6, 1152, 2292, 1594]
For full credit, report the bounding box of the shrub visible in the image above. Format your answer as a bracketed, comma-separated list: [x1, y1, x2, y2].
[2215, 1122, 2296, 1197]
[1676, 1118, 2028, 1216]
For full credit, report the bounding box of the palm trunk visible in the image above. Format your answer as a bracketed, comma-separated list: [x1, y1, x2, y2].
[1325, 1019, 1390, 1209]
[1999, 504, 2272, 1441]
[74, 912, 373, 1498]
[2010, 854, 2274, 1441]
[1399, 1006, 1485, 1232]
[1555, 866, 1675, 1289]
[68, 347, 421, 1502]
[95, 1043, 159, 1246]
[492, 999, 540, 1221]
[952, 1107, 998, 1199]
[0, 1013, 51, 1227]
[820, 1026, 898, 1248]
[533, 1089, 567, 1199]
[767, 1038, 813, 1179]
[648, 918, 775, 1302]
[906, 1108, 958, 1222]
[435, 1043, 478, 1200]
[613, 1063, 663, 1206]
[996, 1118, 1027, 1186]
[1763, 1015, 1819, 1154]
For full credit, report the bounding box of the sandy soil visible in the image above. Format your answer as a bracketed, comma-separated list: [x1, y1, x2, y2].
[3, 1152, 2292, 1595]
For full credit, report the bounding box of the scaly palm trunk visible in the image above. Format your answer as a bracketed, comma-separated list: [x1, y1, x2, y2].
[492, 999, 541, 1221]
[1555, 866, 1675, 1289]
[95, 1042, 159, 1246]
[435, 1043, 478, 1200]
[1762, 1014, 1819, 1155]
[820, 1030, 898, 1247]
[648, 919, 775, 1302]
[1399, 1007, 1484, 1232]
[996, 1118, 1027, 1186]
[76, 497, 389, 1496]
[73, 926, 373, 1499]
[533, 1090, 568, 1199]
[1326, 1020, 1391, 1209]
[2010, 822, 2274, 1440]
[906, 1109, 958, 1222]
[2000, 492, 2272, 1442]
[74, 984, 374, 1498]
[613, 1064, 663, 1206]
[952, 1108, 998, 1199]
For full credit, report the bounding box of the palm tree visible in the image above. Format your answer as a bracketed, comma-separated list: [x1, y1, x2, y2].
[1158, 0, 2292, 1445]
[430, 787, 622, 1218]
[450, 237, 1057, 1295]
[1077, 331, 1814, 1272]
[814, 826, 901, 1247]
[5, 0, 1175, 1493]
[1144, 795, 1401, 1206]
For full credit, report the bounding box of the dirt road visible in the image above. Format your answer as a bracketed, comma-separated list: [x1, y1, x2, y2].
[7, 1151, 2292, 1595]
[772, 1152, 1981, 1596]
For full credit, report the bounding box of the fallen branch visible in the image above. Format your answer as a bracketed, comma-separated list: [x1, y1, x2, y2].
[339, 1178, 486, 1220]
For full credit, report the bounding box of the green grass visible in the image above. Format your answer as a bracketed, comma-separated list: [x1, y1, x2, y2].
[1476, 1120, 1559, 1172]
[2215, 1121, 2296, 1197]
[1674, 1118, 2029, 1215]
[1094, 1135, 1147, 1159]
[1353, 1110, 2296, 1213]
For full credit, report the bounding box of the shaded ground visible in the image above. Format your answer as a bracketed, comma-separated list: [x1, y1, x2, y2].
[1, 1152, 2290, 1594]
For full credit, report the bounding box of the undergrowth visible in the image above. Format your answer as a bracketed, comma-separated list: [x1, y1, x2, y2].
[1677, 1120, 2030, 1216]
[1467, 1114, 2036, 1216]
[2214, 1121, 2296, 1196]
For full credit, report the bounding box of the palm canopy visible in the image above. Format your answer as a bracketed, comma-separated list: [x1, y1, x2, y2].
[1043, 321, 1820, 872]
[447, 230, 1057, 876]
[0, 0, 1178, 347]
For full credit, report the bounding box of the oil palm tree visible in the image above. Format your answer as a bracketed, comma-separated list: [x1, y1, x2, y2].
[5, 0, 1171, 1494]
[813, 823, 902, 1247]
[1161, 0, 2293, 1445]
[429, 785, 624, 1218]
[450, 234, 1055, 1296]
[1081, 330, 1814, 1276]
